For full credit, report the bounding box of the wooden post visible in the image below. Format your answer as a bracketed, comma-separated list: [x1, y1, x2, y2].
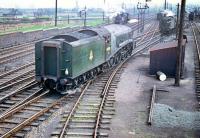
[103, 11, 105, 21]
[84, 6, 86, 27]
[55, 0, 58, 26]
[147, 85, 156, 125]
[138, 11, 140, 33]
[175, 0, 186, 86]
[164, 0, 167, 10]
[176, 3, 180, 39]
[67, 14, 69, 24]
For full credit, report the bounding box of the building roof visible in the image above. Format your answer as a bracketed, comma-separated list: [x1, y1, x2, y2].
[150, 39, 186, 52]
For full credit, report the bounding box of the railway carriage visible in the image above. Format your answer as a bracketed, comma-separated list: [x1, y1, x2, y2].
[35, 24, 134, 93]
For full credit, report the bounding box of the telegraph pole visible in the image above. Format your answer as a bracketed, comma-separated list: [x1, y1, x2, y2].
[79, 6, 87, 27]
[167, 2, 168, 9]
[137, 2, 149, 33]
[55, 0, 58, 26]
[175, 0, 186, 86]
[84, 6, 86, 27]
[176, 3, 180, 39]
[164, 0, 167, 10]
[103, 0, 105, 21]
[138, 9, 140, 33]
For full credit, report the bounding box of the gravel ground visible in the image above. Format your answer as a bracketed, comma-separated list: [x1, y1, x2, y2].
[108, 24, 200, 138]
[21, 21, 200, 138]
[153, 103, 200, 130]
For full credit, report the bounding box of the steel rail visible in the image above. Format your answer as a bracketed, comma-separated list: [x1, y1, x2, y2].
[0, 51, 34, 65]
[94, 22, 159, 137]
[2, 87, 43, 116]
[0, 69, 34, 87]
[130, 17, 156, 31]
[0, 80, 37, 104]
[191, 22, 200, 109]
[94, 59, 123, 138]
[136, 34, 160, 48]
[0, 44, 34, 56]
[52, 20, 159, 138]
[134, 29, 159, 41]
[0, 42, 35, 54]
[1, 92, 69, 138]
[0, 61, 34, 78]
[59, 81, 91, 138]
[0, 47, 34, 61]
[192, 23, 200, 62]
[136, 21, 157, 45]
[0, 75, 35, 91]
[137, 21, 158, 45]
[0, 18, 158, 138]
[0, 90, 49, 121]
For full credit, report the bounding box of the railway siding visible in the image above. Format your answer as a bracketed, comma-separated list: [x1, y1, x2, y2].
[0, 19, 159, 137]
[0, 27, 78, 49]
[191, 22, 200, 109]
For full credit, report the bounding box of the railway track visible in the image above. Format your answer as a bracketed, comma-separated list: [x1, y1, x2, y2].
[135, 22, 160, 51]
[0, 49, 34, 65]
[0, 47, 33, 62]
[191, 22, 200, 110]
[0, 61, 38, 117]
[0, 42, 35, 57]
[50, 22, 159, 138]
[128, 16, 155, 30]
[0, 88, 77, 138]
[136, 21, 158, 45]
[51, 69, 120, 138]
[0, 17, 155, 67]
[0, 19, 159, 138]
[0, 81, 40, 115]
[0, 62, 35, 91]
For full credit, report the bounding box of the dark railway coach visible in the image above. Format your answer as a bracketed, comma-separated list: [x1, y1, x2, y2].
[35, 24, 134, 93]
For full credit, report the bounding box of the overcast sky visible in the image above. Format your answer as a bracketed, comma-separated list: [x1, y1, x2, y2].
[0, 0, 199, 9]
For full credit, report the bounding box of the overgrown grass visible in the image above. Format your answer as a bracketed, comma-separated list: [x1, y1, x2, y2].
[0, 19, 107, 35]
[87, 19, 106, 26]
